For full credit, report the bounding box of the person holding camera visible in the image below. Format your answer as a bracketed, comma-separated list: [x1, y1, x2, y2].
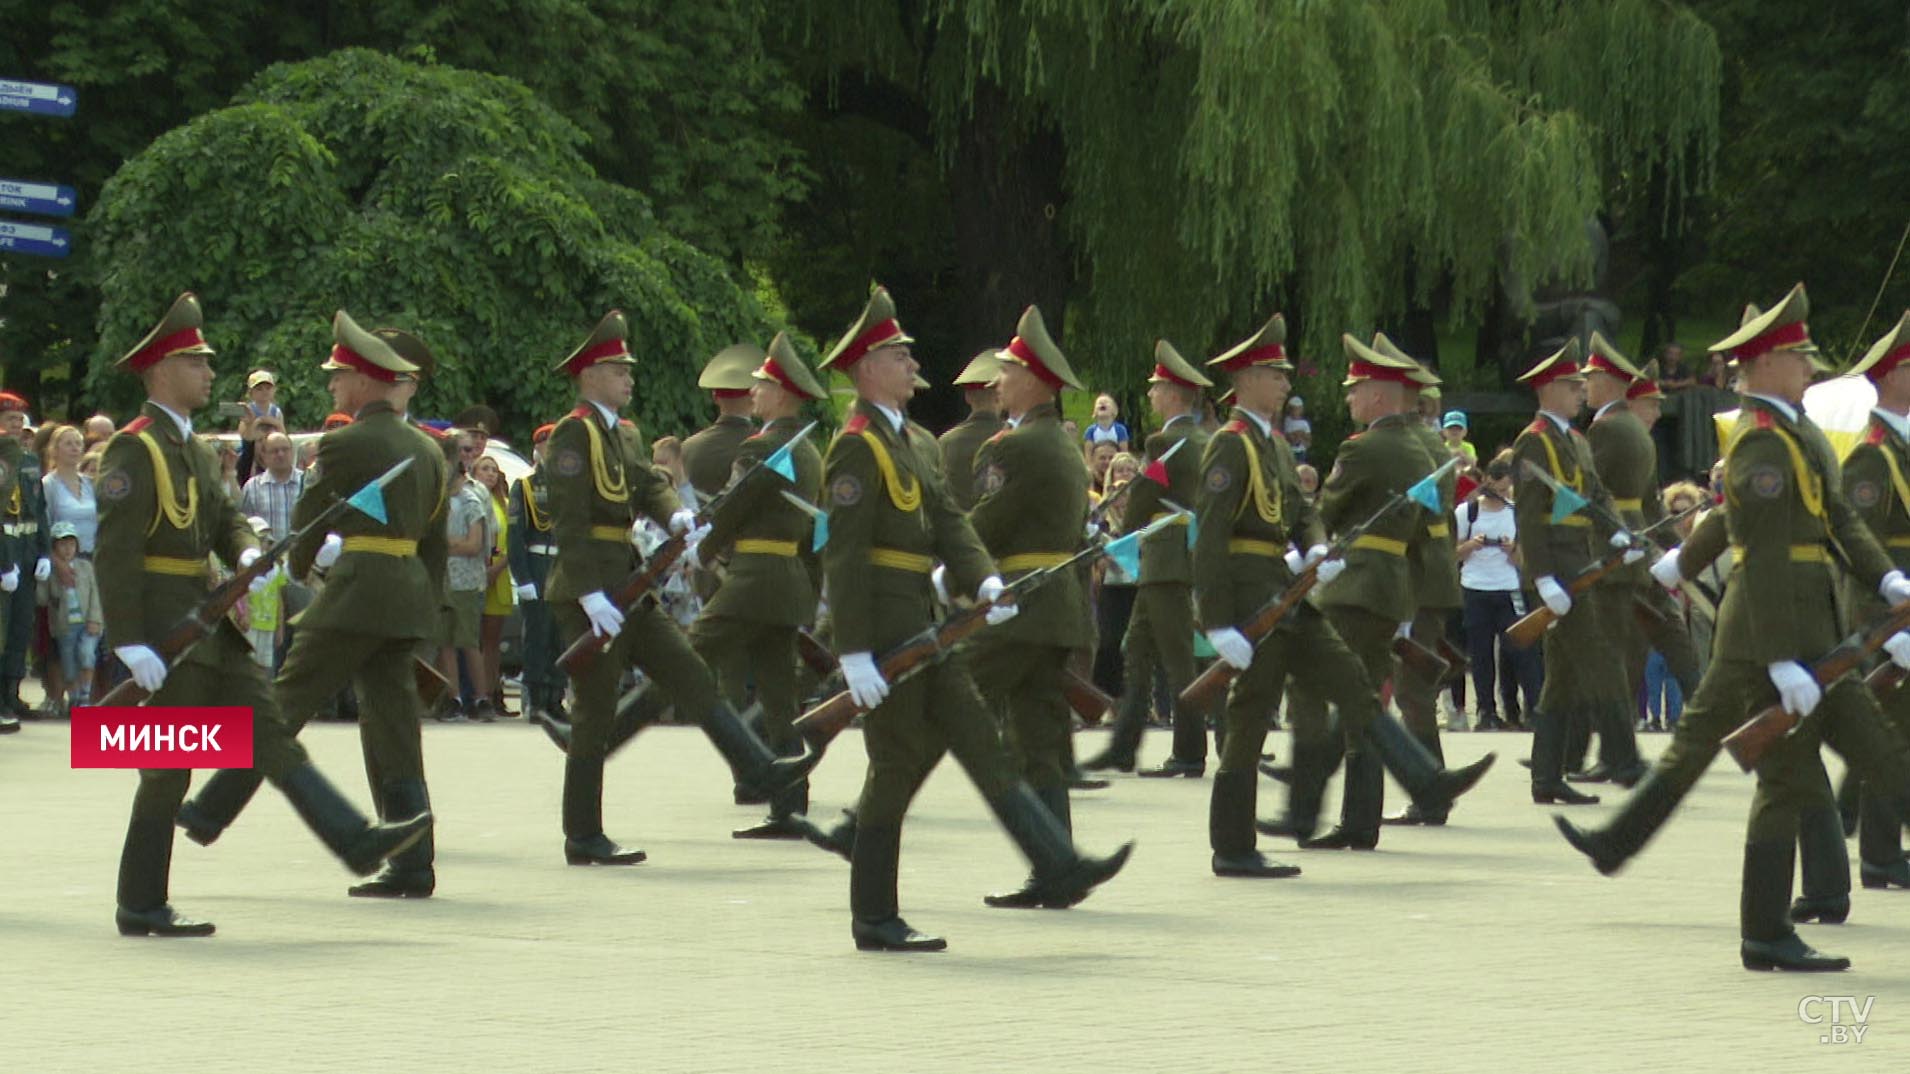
[1455, 451, 1542, 731]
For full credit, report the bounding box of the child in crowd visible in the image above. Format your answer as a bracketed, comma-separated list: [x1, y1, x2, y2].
[37, 521, 101, 713]
[1441, 411, 1477, 462]
[1084, 393, 1130, 454]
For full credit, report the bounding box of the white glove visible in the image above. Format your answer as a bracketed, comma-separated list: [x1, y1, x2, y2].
[1609, 531, 1634, 550]
[1395, 621, 1413, 640]
[0, 566, 16, 593]
[1880, 569, 1910, 608]
[34, 556, 51, 581]
[116, 645, 169, 692]
[978, 575, 1017, 625]
[1650, 548, 1682, 590]
[668, 508, 697, 536]
[1886, 631, 1910, 672]
[1206, 627, 1254, 671]
[579, 590, 625, 639]
[1283, 547, 1306, 574]
[930, 564, 951, 604]
[1314, 556, 1346, 585]
[841, 651, 890, 709]
[238, 548, 262, 570]
[1301, 544, 1330, 568]
[682, 522, 713, 570]
[314, 533, 344, 569]
[1767, 661, 1822, 718]
[514, 582, 539, 602]
[1536, 576, 1572, 617]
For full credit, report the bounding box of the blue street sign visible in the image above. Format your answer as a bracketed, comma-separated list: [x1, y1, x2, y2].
[0, 218, 72, 258]
[0, 78, 78, 118]
[0, 178, 76, 218]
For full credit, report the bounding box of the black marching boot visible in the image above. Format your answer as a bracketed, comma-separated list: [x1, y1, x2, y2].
[1554, 765, 1680, 876]
[851, 823, 945, 951]
[985, 783, 1133, 906]
[699, 700, 818, 804]
[349, 779, 436, 897]
[1741, 839, 1849, 972]
[1211, 770, 1300, 878]
[1079, 691, 1145, 773]
[116, 810, 214, 938]
[984, 786, 1074, 909]
[1789, 803, 1851, 924]
[276, 763, 433, 877]
[792, 809, 857, 862]
[561, 755, 645, 865]
[174, 769, 266, 847]
[1531, 708, 1599, 805]
[1304, 744, 1382, 850]
[1366, 711, 1495, 817]
[1257, 734, 1337, 843]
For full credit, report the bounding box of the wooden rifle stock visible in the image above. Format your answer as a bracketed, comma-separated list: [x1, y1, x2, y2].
[1061, 667, 1114, 725]
[1391, 634, 1451, 683]
[796, 628, 838, 679]
[1722, 604, 1910, 771]
[1177, 566, 1320, 712]
[557, 534, 689, 674]
[793, 604, 995, 748]
[413, 657, 452, 705]
[1503, 556, 1626, 649]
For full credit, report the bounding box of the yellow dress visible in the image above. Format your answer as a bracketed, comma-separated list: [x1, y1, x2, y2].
[483, 493, 516, 615]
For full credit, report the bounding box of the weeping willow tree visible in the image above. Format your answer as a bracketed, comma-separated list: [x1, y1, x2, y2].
[780, 0, 1720, 407]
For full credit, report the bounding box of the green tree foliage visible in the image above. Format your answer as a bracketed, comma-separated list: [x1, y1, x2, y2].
[775, 0, 1720, 405]
[84, 50, 776, 439]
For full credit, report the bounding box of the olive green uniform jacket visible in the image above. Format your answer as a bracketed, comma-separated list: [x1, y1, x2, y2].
[938, 411, 1004, 512]
[698, 416, 825, 627]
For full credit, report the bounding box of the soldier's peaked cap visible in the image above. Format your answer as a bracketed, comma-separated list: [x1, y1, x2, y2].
[756, 332, 827, 401]
[1710, 283, 1827, 371]
[118, 292, 217, 372]
[701, 343, 767, 395]
[1207, 314, 1294, 374]
[821, 286, 912, 371]
[998, 305, 1084, 392]
[555, 311, 637, 376]
[322, 310, 418, 383]
[1150, 340, 1212, 389]
[1517, 337, 1584, 388]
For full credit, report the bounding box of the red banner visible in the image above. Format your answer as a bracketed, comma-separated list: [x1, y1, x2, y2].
[71, 707, 254, 769]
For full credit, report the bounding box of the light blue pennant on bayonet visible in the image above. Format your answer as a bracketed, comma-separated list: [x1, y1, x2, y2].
[779, 489, 830, 551]
[1549, 483, 1590, 525]
[1104, 508, 1191, 578]
[1405, 455, 1461, 514]
[346, 456, 416, 524]
[763, 421, 820, 483]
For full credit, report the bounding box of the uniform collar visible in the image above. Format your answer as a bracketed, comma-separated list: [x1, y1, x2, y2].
[870, 401, 905, 435]
[588, 399, 620, 428]
[1540, 409, 1575, 435]
[355, 399, 396, 421]
[1234, 407, 1274, 439]
[717, 413, 753, 429]
[1873, 407, 1910, 443]
[1162, 412, 1195, 430]
[147, 400, 193, 440]
[1746, 393, 1800, 423]
[1594, 399, 1626, 421]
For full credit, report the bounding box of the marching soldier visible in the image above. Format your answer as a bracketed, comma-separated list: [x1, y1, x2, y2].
[543, 311, 807, 866]
[682, 344, 763, 504]
[1288, 335, 1452, 848]
[0, 425, 23, 734]
[816, 286, 1128, 949]
[103, 295, 430, 935]
[1196, 316, 1492, 876]
[1384, 346, 1467, 824]
[1082, 339, 1212, 775]
[1510, 339, 1632, 806]
[937, 351, 1005, 510]
[1557, 286, 1910, 970]
[178, 314, 453, 900]
[508, 423, 563, 727]
[688, 332, 826, 839]
[0, 390, 49, 720]
[963, 305, 1097, 907]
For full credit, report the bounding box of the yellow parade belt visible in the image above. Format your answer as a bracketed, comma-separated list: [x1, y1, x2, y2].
[999, 551, 1072, 572]
[1425, 523, 1450, 538]
[342, 536, 418, 557]
[868, 548, 934, 573]
[141, 555, 205, 577]
[1729, 543, 1831, 564]
[1613, 498, 1644, 512]
[1888, 536, 1910, 548]
[1351, 534, 1408, 556]
[1557, 515, 1592, 528]
[1148, 512, 1190, 525]
[1228, 538, 1283, 557]
[589, 525, 628, 542]
[733, 539, 798, 557]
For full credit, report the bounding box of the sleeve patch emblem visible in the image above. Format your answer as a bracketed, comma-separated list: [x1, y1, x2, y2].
[1746, 465, 1785, 499]
[99, 470, 132, 502]
[979, 464, 1005, 496]
[554, 449, 584, 477]
[830, 474, 862, 506]
[0, 461, 9, 487]
[1851, 480, 1883, 509]
[1206, 466, 1233, 492]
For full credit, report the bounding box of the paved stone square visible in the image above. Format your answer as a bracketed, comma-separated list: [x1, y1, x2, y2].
[3, 718, 1903, 1072]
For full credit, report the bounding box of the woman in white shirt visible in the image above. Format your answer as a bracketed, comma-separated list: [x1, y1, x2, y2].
[1454, 453, 1543, 730]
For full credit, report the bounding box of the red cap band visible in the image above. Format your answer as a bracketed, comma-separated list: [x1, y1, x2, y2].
[1344, 359, 1417, 385]
[1865, 343, 1910, 384]
[1003, 337, 1062, 390]
[757, 357, 817, 400]
[1525, 361, 1582, 389]
[1584, 353, 1635, 381]
[835, 318, 904, 369]
[1150, 363, 1199, 389]
[563, 336, 631, 377]
[1626, 377, 1662, 400]
[1734, 321, 1811, 362]
[711, 388, 751, 400]
[328, 345, 400, 383]
[130, 327, 209, 372]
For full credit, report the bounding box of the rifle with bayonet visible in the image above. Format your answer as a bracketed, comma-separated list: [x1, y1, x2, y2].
[558, 422, 816, 674]
[95, 458, 415, 707]
[1502, 494, 1702, 649]
[1722, 602, 1910, 771]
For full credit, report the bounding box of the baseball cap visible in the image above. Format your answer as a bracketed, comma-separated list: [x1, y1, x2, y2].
[246, 370, 278, 390]
[50, 521, 78, 541]
[1442, 411, 1468, 430]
